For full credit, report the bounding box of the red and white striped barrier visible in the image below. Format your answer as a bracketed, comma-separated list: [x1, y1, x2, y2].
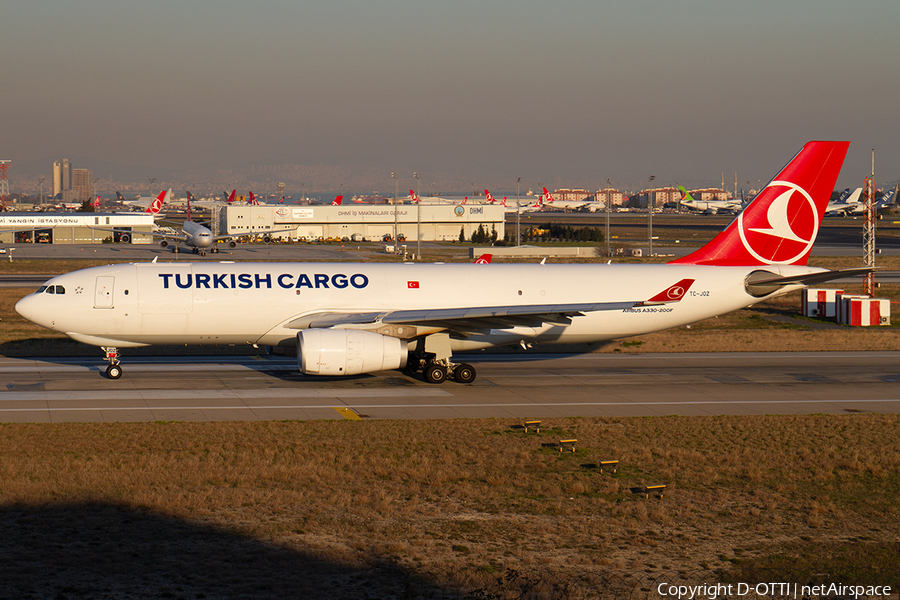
[836, 295, 891, 326]
[801, 288, 843, 318]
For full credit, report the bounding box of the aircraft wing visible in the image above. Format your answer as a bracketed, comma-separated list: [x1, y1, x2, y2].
[286, 300, 639, 333]
[287, 279, 694, 333]
[89, 227, 189, 243]
[212, 227, 297, 243]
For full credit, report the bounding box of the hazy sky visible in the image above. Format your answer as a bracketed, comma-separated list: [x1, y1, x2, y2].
[3, 0, 898, 192]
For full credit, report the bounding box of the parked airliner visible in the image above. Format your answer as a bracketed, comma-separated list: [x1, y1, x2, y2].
[17, 141, 864, 383]
[99, 190, 294, 256]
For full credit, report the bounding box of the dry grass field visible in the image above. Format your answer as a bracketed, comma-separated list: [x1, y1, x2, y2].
[1, 416, 898, 597]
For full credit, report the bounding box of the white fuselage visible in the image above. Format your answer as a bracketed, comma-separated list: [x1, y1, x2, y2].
[15, 261, 816, 351]
[181, 220, 214, 248]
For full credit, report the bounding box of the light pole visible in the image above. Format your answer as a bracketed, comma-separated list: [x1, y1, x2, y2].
[391, 172, 398, 247]
[606, 178, 611, 258]
[516, 177, 521, 247]
[648, 175, 656, 257]
[413, 171, 421, 259]
[149, 178, 156, 202]
[38, 176, 45, 211]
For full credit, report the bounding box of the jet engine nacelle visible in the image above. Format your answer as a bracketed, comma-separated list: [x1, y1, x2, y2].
[228, 240, 237, 248]
[297, 329, 408, 376]
[160, 240, 168, 248]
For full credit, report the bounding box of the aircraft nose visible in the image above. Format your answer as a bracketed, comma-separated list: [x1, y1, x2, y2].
[15, 293, 39, 324]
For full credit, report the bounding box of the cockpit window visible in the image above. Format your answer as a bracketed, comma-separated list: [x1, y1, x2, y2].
[36, 285, 48, 294]
[46, 286, 55, 294]
[39, 285, 65, 295]
[54, 285, 65, 295]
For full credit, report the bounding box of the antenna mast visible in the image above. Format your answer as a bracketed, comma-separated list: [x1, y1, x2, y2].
[863, 149, 876, 297]
[0, 160, 10, 211]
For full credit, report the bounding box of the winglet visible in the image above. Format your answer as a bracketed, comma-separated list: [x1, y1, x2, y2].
[635, 278, 695, 306]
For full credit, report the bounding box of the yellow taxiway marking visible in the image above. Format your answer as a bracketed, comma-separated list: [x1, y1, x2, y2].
[334, 407, 362, 420]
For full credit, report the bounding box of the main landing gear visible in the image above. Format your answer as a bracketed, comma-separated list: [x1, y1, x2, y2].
[101, 346, 122, 379]
[404, 333, 477, 384]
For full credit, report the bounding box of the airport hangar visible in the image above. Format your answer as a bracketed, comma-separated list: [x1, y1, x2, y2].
[0, 213, 155, 244]
[0, 204, 506, 245]
[213, 203, 507, 242]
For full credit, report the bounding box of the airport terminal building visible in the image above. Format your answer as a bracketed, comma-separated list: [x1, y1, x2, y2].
[215, 203, 507, 242]
[0, 213, 155, 244]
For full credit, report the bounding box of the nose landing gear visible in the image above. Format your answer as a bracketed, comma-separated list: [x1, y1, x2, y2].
[101, 347, 123, 379]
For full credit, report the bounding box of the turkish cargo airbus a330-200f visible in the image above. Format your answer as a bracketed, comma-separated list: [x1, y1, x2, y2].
[17, 141, 867, 382]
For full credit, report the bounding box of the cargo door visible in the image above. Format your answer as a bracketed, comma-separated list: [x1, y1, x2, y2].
[94, 276, 115, 309]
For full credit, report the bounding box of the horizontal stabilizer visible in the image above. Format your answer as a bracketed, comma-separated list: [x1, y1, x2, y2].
[745, 267, 875, 297]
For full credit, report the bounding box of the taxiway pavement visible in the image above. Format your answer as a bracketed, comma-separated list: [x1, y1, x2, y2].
[2, 352, 899, 423]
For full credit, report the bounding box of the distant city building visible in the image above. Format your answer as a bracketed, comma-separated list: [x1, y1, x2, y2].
[637, 187, 680, 208]
[689, 188, 730, 201]
[72, 168, 93, 202]
[52, 159, 71, 197]
[552, 188, 592, 202]
[595, 188, 626, 206]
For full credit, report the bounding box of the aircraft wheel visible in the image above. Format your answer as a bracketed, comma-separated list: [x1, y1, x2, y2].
[453, 363, 476, 384]
[106, 364, 123, 380]
[403, 353, 420, 374]
[424, 363, 447, 384]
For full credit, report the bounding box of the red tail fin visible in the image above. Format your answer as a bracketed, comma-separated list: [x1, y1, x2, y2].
[670, 141, 849, 266]
[409, 190, 418, 203]
[227, 190, 236, 203]
[331, 195, 343, 206]
[146, 190, 167, 215]
[484, 189, 495, 203]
